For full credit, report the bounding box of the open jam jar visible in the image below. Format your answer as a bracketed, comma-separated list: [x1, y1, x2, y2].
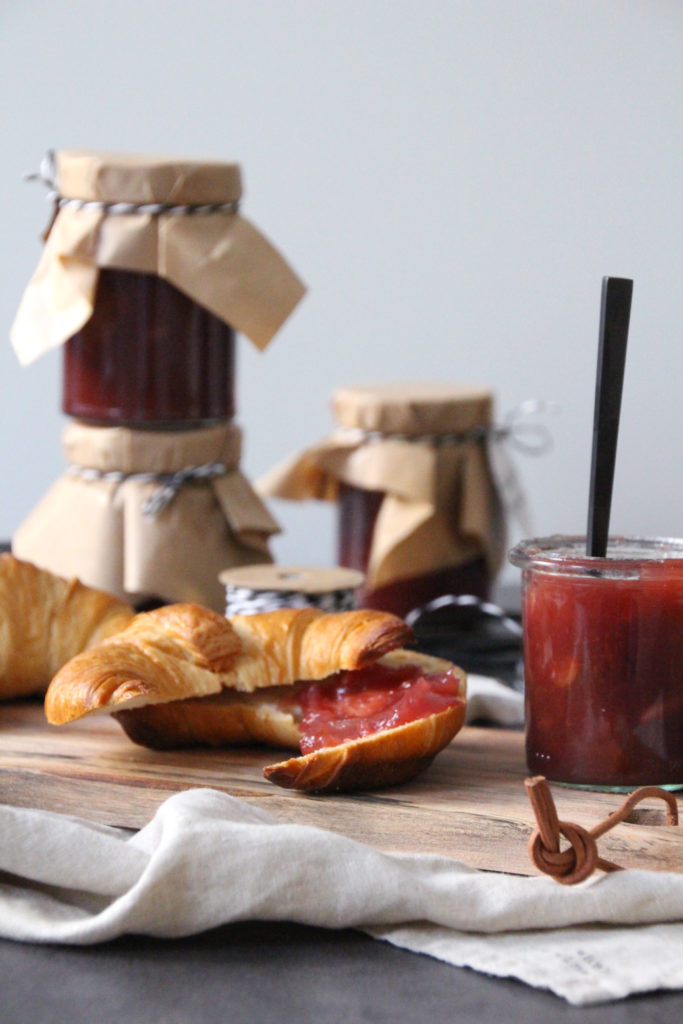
[509, 536, 683, 790]
[63, 269, 235, 427]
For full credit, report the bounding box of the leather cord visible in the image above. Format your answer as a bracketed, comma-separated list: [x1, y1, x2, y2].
[525, 775, 679, 885]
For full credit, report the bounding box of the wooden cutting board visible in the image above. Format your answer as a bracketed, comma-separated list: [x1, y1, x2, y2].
[1, 700, 680, 877]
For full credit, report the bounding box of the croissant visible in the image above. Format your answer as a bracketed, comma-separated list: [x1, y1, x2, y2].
[264, 672, 466, 791]
[45, 603, 467, 793]
[0, 553, 135, 699]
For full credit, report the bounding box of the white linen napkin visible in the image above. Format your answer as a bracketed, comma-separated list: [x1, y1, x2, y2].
[2, 677, 682, 1006]
[1, 789, 683, 1006]
[463, 673, 524, 726]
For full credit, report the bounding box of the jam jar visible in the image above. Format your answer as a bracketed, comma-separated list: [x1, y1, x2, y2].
[332, 383, 504, 618]
[337, 481, 490, 616]
[63, 269, 235, 427]
[510, 535, 683, 790]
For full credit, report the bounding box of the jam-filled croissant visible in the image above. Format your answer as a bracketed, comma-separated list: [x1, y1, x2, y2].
[45, 603, 467, 793]
[0, 554, 135, 700]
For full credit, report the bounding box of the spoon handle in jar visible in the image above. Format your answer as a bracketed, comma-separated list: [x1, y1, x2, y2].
[586, 277, 633, 558]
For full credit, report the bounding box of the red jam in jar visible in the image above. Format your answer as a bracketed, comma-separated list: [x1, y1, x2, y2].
[509, 536, 683, 790]
[63, 269, 235, 426]
[337, 481, 490, 616]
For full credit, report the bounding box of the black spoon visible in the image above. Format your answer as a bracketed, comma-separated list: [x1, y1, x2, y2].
[586, 276, 633, 557]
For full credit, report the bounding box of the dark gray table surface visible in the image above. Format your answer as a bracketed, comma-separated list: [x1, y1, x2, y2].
[2, 921, 683, 1023]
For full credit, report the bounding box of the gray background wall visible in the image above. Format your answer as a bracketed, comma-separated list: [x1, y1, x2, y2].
[1, 1, 681, 589]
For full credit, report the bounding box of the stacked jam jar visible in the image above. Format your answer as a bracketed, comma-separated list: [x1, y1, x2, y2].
[11, 150, 305, 611]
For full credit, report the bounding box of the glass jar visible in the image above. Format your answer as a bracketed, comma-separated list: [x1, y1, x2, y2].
[332, 383, 501, 617]
[337, 481, 490, 616]
[63, 269, 235, 427]
[509, 535, 683, 790]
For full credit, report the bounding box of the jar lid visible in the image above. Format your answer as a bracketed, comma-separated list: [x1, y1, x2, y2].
[332, 383, 493, 436]
[12, 149, 306, 364]
[218, 565, 365, 594]
[56, 150, 242, 206]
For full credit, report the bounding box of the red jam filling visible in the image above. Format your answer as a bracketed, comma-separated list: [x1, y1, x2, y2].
[281, 662, 463, 754]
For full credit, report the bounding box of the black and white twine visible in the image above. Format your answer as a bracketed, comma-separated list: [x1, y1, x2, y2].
[224, 585, 358, 617]
[67, 461, 228, 518]
[337, 400, 560, 456]
[25, 150, 240, 217]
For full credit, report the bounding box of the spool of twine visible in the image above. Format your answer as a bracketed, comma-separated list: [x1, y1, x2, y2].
[219, 565, 365, 616]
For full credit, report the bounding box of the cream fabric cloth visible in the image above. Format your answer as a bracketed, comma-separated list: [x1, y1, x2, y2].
[1, 679, 682, 1007]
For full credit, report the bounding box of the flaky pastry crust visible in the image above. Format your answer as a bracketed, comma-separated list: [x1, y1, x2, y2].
[0, 554, 134, 699]
[263, 649, 467, 792]
[114, 688, 302, 751]
[264, 703, 466, 792]
[45, 602, 467, 794]
[114, 649, 467, 793]
[45, 603, 412, 723]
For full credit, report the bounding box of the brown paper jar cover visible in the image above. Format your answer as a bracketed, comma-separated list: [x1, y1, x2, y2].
[12, 421, 280, 612]
[10, 152, 307, 402]
[257, 383, 507, 616]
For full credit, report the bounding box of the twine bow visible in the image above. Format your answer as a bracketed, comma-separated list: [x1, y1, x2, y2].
[338, 399, 561, 453]
[68, 461, 228, 518]
[525, 775, 679, 885]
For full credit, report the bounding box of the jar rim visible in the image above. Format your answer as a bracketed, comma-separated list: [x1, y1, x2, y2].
[508, 534, 683, 577]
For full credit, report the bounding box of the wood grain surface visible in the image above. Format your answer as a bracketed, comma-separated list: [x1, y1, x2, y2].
[1, 699, 680, 877]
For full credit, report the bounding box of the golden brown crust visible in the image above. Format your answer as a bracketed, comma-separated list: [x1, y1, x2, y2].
[45, 603, 411, 724]
[263, 651, 467, 792]
[0, 554, 134, 699]
[45, 603, 241, 724]
[114, 687, 301, 751]
[111, 649, 466, 793]
[115, 602, 244, 675]
[225, 607, 412, 690]
[263, 701, 467, 793]
[44, 600, 468, 794]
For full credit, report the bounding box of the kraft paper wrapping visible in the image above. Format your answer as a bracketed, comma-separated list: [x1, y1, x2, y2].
[12, 422, 279, 612]
[257, 384, 507, 590]
[10, 150, 306, 364]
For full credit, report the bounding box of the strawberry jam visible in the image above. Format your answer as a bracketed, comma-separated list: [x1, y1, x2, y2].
[63, 269, 235, 426]
[286, 662, 464, 753]
[510, 536, 683, 789]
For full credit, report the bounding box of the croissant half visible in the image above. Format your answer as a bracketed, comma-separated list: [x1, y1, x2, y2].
[261, 649, 467, 792]
[45, 603, 467, 793]
[45, 604, 412, 720]
[0, 554, 135, 699]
